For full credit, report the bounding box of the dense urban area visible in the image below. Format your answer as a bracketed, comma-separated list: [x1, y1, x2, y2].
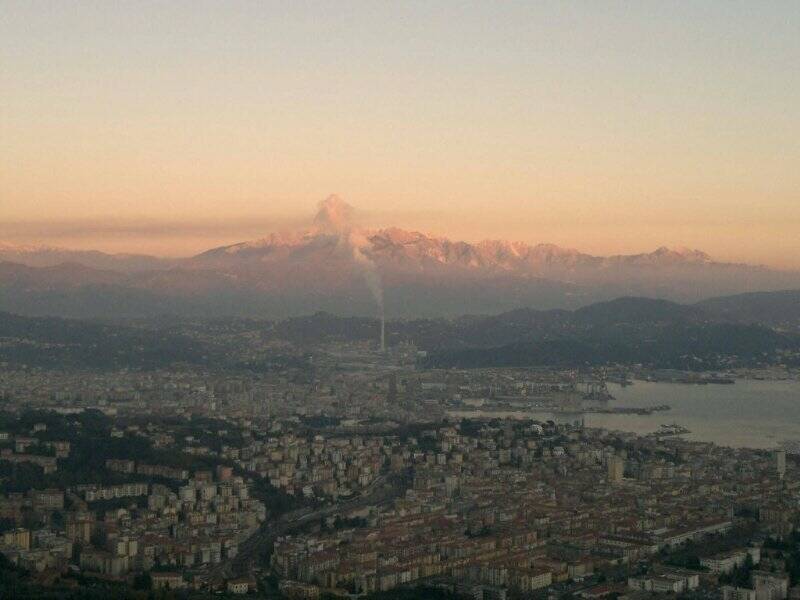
[2, 330, 800, 600]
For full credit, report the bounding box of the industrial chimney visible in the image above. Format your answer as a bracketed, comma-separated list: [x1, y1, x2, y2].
[380, 311, 385, 353]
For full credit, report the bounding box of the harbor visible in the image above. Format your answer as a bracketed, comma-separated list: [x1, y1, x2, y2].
[448, 379, 800, 449]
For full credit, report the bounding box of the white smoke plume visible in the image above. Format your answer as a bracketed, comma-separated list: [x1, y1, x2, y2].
[313, 195, 384, 311]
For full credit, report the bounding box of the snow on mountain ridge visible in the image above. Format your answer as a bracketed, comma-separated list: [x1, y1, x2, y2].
[191, 225, 716, 272]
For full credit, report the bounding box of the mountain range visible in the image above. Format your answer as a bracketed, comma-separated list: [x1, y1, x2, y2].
[2, 196, 800, 319]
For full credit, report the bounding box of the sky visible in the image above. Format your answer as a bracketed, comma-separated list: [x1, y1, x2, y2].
[1, 2, 799, 266]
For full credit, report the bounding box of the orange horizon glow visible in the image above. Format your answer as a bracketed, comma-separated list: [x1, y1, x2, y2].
[2, 204, 799, 271]
[2, 3, 799, 269]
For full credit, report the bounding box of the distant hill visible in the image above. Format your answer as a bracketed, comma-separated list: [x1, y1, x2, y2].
[574, 297, 706, 325]
[0, 311, 209, 369]
[1, 294, 799, 370]
[273, 296, 800, 370]
[418, 323, 800, 370]
[0, 243, 174, 272]
[697, 290, 800, 329]
[420, 320, 800, 370]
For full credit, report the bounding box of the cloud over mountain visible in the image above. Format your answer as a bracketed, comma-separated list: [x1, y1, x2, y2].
[313, 194, 356, 234]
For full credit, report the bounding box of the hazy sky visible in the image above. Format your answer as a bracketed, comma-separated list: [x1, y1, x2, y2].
[2, 2, 799, 266]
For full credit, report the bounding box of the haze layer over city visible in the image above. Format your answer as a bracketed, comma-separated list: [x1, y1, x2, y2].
[1, 2, 800, 600]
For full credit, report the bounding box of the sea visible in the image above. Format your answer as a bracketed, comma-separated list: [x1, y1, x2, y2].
[448, 379, 800, 450]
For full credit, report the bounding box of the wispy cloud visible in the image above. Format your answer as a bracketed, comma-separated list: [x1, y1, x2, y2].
[0, 215, 307, 240]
